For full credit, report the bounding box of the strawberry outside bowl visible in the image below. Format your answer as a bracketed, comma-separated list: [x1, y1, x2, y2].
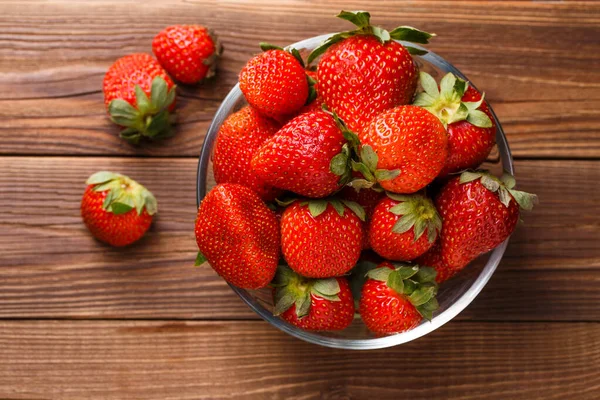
[196, 34, 513, 350]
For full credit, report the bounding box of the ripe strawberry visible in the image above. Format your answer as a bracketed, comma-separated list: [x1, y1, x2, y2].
[251, 109, 354, 198]
[360, 262, 439, 335]
[213, 106, 283, 201]
[272, 266, 354, 331]
[103, 53, 177, 144]
[414, 72, 496, 177]
[354, 105, 448, 193]
[81, 171, 157, 247]
[239, 44, 311, 119]
[416, 170, 537, 282]
[281, 199, 365, 278]
[368, 193, 442, 261]
[309, 11, 434, 132]
[195, 184, 280, 289]
[339, 185, 385, 249]
[152, 25, 222, 84]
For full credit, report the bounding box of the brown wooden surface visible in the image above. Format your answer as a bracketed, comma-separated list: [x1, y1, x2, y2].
[2, 320, 600, 400]
[1, 0, 599, 399]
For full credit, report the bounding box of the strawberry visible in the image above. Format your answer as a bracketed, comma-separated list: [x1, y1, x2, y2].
[416, 170, 537, 282]
[308, 11, 434, 132]
[251, 109, 355, 198]
[368, 192, 442, 261]
[81, 171, 157, 247]
[103, 53, 177, 144]
[359, 262, 439, 335]
[414, 72, 496, 177]
[195, 184, 280, 289]
[272, 266, 354, 331]
[353, 105, 448, 193]
[213, 106, 283, 201]
[239, 44, 312, 119]
[280, 199, 365, 278]
[152, 25, 223, 84]
[339, 185, 385, 249]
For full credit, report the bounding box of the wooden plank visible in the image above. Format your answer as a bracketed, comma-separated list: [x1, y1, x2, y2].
[0, 320, 598, 399]
[0, 1, 599, 158]
[0, 157, 598, 320]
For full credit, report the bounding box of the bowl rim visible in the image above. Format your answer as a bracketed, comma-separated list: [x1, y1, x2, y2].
[196, 33, 514, 350]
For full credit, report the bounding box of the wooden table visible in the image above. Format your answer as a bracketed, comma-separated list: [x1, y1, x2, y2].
[1, 1, 599, 398]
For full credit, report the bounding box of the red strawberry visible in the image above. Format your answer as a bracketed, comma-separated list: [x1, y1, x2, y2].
[81, 171, 157, 247]
[339, 185, 385, 249]
[239, 44, 310, 119]
[309, 11, 434, 132]
[281, 199, 365, 278]
[414, 72, 496, 177]
[103, 53, 177, 144]
[359, 262, 439, 335]
[416, 170, 537, 282]
[413, 241, 455, 283]
[273, 266, 354, 331]
[354, 105, 448, 193]
[195, 184, 280, 289]
[213, 106, 283, 201]
[152, 25, 222, 84]
[251, 109, 354, 198]
[368, 193, 442, 261]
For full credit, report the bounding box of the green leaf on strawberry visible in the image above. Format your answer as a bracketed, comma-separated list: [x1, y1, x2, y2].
[300, 198, 366, 222]
[272, 266, 355, 331]
[349, 144, 401, 188]
[308, 10, 435, 64]
[108, 76, 177, 144]
[272, 266, 342, 317]
[374, 169, 400, 181]
[458, 170, 538, 212]
[366, 263, 439, 321]
[305, 200, 328, 218]
[195, 252, 207, 266]
[389, 26, 435, 43]
[414, 71, 492, 129]
[86, 171, 157, 216]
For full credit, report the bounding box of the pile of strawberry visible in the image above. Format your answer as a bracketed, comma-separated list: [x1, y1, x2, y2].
[81, 25, 222, 246]
[195, 11, 538, 336]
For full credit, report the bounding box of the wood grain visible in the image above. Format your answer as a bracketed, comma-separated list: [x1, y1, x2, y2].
[1, 157, 598, 320]
[0, 1, 599, 158]
[0, 320, 598, 399]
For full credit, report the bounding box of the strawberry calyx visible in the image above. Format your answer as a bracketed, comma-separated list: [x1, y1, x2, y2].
[195, 252, 207, 266]
[203, 29, 224, 80]
[321, 105, 401, 191]
[459, 170, 538, 211]
[259, 42, 316, 105]
[325, 105, 360, 185]
[366, 263, 439, 320]
[108, 76, 177, 144]
[386, 192, 442, 243]
[272, 265, 342, 318]
[307, 10, 435, 64]
[86, 171, 158, 216]
[306, 74, 318, 105]
[299, 198, 366, 222]
[349, 144, 400, 190]
[413, 71, 492, 129]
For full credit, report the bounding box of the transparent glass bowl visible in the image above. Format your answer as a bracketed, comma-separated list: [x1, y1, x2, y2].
[196, 34, 513, 350]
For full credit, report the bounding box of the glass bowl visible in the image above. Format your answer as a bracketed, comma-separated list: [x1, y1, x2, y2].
[196, 34, 513, 350]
